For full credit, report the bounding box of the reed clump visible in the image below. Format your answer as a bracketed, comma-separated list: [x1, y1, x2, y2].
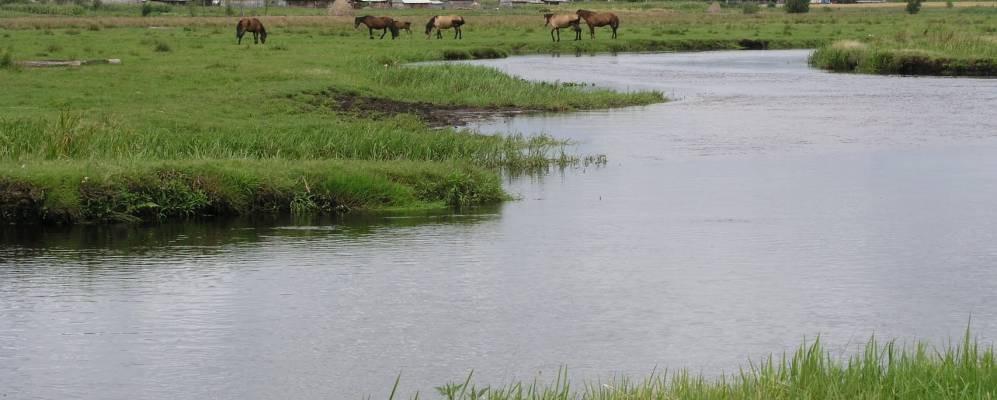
[392, 329, 997, 400]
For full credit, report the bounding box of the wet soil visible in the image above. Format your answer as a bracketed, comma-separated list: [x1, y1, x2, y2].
[306, 88, 540, 128]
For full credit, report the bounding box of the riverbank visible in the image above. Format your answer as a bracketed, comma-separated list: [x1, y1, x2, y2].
[811, 18, 997, 76]
[409, 331, 996, 400]
[2, 7, 995, 223]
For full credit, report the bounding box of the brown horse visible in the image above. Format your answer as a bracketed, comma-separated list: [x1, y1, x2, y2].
[355, 15, 400, 40]
[393, 20, 412, 35]
[544, 13, 581, 42]
[425, 15, 465, 40]
[576, 9, 619, 39]
[236, 18, 267, 45]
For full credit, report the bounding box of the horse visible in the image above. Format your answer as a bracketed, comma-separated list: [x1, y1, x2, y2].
[543, 13, 581, 42]
[393, 20, 412, 35]
[236, 18, 267, 45]
[576, 9, 620, 39]
[355, 15, 400, 40]
[425, 15, 465, 39]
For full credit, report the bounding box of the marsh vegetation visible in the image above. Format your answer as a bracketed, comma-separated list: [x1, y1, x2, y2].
[397, 330, 997, 400]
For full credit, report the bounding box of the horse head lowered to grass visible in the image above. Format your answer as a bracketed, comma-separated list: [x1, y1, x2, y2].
[355, 15, 400, 40]
[544, 13, 581, 42]
[425, 15, 465, 39]
[236, 18, 267, 44]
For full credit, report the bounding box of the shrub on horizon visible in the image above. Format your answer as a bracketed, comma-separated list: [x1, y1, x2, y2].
[906, 0, 922, 14]
[785, 0, 809, 13]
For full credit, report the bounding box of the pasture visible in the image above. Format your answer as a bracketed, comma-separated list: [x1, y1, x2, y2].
[1, 3, 995, 222]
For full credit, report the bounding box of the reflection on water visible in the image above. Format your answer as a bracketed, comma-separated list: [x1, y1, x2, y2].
[3, 50, 997, 399]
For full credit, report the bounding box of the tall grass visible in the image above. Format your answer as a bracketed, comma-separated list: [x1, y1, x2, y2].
[811, 28, 997, 75]
[0, 113, 575, 169]
[395, 329, 996, 400]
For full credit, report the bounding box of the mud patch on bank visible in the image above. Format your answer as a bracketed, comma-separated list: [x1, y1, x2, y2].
[304, 88, 541, 128]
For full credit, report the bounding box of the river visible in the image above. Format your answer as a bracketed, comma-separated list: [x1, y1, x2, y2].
[2, 50, 997, 399]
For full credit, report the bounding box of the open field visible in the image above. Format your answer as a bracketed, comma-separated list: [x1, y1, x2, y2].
[398, 330, 997, 399]
[1, 4, 995, 223]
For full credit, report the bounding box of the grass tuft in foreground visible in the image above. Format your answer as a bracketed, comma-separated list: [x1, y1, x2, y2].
[396, 329, 996, 400]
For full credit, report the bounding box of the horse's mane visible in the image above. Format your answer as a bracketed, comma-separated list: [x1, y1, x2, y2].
[576, 9, 594, 16]
[425, 15, 437, 33]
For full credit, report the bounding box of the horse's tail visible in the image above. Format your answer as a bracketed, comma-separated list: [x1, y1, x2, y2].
[425, 16, 437, 35]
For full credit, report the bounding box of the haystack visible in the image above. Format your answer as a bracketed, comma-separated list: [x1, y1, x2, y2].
[328, 0, 353, 17]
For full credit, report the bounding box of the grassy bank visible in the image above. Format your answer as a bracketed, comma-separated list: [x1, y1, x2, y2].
[400, 330, 996, 399]
[0, 159, 508, 223]
[810, 9, 997, 76]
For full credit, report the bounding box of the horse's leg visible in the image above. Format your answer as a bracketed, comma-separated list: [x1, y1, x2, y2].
[589, 23, 596, 39]
[454, 26, 458, 39]
[237, 32, 243, 44]
[575, 23, 581, 41]
[437, 29, 442, 39]
[253, 31, 259, 44]
[458, 26, 462, 39]
[612, 25, 618, 39]
[368, 27, 374, 39]
[380, 28, 387, 39]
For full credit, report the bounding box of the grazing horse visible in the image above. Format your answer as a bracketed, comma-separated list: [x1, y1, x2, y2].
[543, 13, 581, 42]
[425, 15, 465, 39]
[576, 9, 620, 39]
[236, 18, 267, 45]
[393, 20, 412, 35]
[354, 15, 400, 40]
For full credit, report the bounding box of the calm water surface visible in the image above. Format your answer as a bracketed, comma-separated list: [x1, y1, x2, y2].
[3, 50, 997, 399]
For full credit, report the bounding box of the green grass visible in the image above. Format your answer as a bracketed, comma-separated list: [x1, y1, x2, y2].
[396, 329, 997, 400]
[811, 20, 997, 75]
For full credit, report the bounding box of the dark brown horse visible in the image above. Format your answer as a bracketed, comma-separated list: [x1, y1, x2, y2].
[576, 9, 619, 39]
[236, 18, 267, 45]
[393, 20, 412, 35]
[544, 13, 581, 42]
[425, 15, 465, 39]
[355, 15, 400, 40]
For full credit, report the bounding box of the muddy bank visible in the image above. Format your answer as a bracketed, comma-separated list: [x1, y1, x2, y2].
[306, 88, 541, 128]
